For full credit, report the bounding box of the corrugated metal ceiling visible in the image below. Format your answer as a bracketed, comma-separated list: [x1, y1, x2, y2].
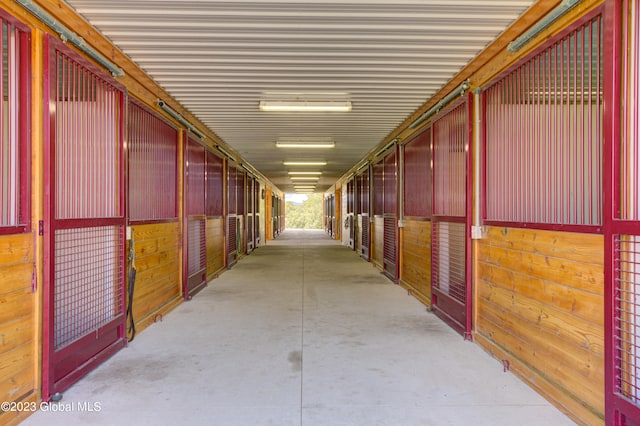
[65, 0, 535, 193]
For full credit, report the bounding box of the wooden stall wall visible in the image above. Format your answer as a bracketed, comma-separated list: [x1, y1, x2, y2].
[400, 221, 431, 306]
[475, 228, 604, 424]
[207, 219, 225, 278]
[0, 234, 37, 426]
[129, 223, 181, 333]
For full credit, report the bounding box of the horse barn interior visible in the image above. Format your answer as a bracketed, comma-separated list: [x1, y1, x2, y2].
[0, 0, 639, 424]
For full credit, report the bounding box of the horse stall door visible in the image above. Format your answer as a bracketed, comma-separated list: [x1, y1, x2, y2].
[609, 1, 640, 423]
[184, 136, 207, 298]
[42, 35, 127, 399]
[431, 97, 472, 337]
[227, 166, 238, 267]
[360, 169, 370, 261]
[382, 150, 398, 281]
[246, 177, 254, 254]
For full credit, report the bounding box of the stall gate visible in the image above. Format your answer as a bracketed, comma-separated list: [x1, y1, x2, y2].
[383, 149, 398, 281]
[608, 0, 640, 423]
[184, 135, 207, 298]
[431, 97, 472, 337]
[43, 35, 127, 399]
[246, 176, 255, 254]
[346, 178, 355, 249]
[227, 165, 239, 267]
[358, 169, 370, 261]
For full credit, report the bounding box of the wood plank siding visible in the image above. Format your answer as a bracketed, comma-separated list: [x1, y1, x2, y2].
[0, 233, 37, 426]
[399, 219, 432, 306]
[475, 227, 604, 425]
[129, 223, 182, 333]
[207, 217, 225, 279]
[372, 217, 384, 269]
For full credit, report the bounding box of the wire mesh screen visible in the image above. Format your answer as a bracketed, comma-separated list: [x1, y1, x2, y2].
[228, 216, 237, 256]
[484, 14, 603, 226]
[383, 216, 396, 267]
[129, 100, 178, 221]
[54, 52, 122, 220]
[615, 235, 640, 403]
[432, 221, 466, 304]
[0, 16, 29, 230]
[187, 218, 205, 275]
[54, 226, 123, 350]
[433, 101, 467, 217]
[362, 214, 369, 249]
[621, 0, 640, 221]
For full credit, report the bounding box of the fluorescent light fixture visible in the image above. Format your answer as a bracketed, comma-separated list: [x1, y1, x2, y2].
[259, 100, 351, 112]
[277, 142, 334, 148]
[276, 137, 335, 149]
[294, 185, 316, 188]
[283, 161, 327, 166]
[288, 171, 322, 175]
[290, 177, 319, 180]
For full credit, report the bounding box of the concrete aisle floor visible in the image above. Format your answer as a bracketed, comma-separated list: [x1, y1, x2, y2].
[23, 229, 575, 426]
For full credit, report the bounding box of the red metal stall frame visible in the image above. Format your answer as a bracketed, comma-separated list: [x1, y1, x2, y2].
[604, 0, 640, 423]
[183, 132, 207, 299]
[0, 10, 31, 236]
[42, 34, 127, 400]
[430, 93, 473, 339]
[127, 98, 180, 225]
[480, 5, 605, 235]
[382, 146, 399, 282]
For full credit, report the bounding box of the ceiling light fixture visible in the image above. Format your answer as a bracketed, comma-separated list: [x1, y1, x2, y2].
[259, 100, 351, 112]
[290, 177, 319, 180]
[276, 137, 335, 149]
[283, 161, 327, 166]
[288, 171, 322, 175]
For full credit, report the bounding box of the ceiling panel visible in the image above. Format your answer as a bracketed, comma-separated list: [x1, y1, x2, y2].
[65, 0, 534, 193]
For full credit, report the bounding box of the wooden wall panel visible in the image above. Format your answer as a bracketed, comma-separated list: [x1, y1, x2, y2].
[130, 223, 181, 333]
[372, 217, 384, 269]
[399, 219, 431, 306]
[207, 217, 225, 278]
[0, 233, 36, 426]
[476, 227, 604, 425]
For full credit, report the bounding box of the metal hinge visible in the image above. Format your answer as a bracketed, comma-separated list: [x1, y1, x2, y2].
[38, 220, 44, 236]
[31, 270, 37, 293]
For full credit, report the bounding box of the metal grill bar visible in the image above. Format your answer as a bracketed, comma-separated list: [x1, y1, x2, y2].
[484, 14, 603, 227]
[403, 127, 432, 217]
[187, 218, 205, 275]
[237, 169, 245, 215]
[0, 17, 26, 229]
[129, 100, 178, 222]
[55, 52, 121, 220]
[615, 235, 640, 403]
[621, 0, 640, 221]
[433, 101, 467, 217]
[432, 221, 466, 304]
[373, 160, 384, 216]
[384, 151, 397, 215]
[54, 226, 122, 350]
[186, 137, 206, 216]
[383, 216, 396, 264]
[227, 216, 237, 256]
[206, 151, 223, 217]
[228, 166, 237, 215]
